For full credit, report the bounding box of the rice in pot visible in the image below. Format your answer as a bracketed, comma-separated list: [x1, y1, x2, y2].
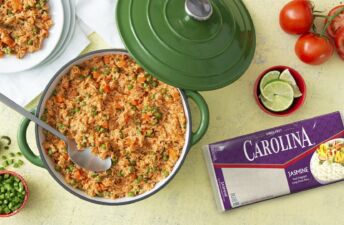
[42, 54, 187, 199]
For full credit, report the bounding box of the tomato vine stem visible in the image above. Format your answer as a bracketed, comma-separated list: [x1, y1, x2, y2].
[313, 14, 328, 18]
[321, 6, 344, 36]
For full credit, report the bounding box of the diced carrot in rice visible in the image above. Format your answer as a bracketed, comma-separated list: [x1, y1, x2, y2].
[92, 71, 101, 79]
[137, 75, 146, 83]
[55, 95, 64, 103]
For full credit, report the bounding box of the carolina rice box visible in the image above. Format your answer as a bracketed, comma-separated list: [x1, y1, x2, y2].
[203, 112, 344, 211]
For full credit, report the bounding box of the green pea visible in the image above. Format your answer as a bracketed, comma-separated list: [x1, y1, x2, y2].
[54, 165, 61, 172]
[127, 191, 135, 197]
[154, 112, 162, 120]
[95, 176, 102, 182]
[151, 81, 158, 87]
[163, 170, 170, 177]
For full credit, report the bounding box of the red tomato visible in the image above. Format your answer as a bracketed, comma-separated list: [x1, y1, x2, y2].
[335, 27, 344, 60]
[295, 33, 334, 65]
[279, 0, 313, 35]
[326, 5, 344, 38]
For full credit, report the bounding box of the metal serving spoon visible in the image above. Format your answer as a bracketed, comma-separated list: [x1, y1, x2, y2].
[0, 93, 111, 172]
[185, 0, 213, 21]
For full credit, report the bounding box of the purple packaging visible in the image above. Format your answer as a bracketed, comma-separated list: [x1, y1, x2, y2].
[203, 112, 344, 211]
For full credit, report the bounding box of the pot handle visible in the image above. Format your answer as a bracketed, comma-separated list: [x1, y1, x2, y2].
[185, 90, 209, 146]
[17, 111, 45, 168]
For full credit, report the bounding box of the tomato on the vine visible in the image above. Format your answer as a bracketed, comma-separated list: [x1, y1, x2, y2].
[335, 27, 344, 60]
[326, 5, 344, 38]
[295, 33, 334, 65]
[279, 0, 314, 35]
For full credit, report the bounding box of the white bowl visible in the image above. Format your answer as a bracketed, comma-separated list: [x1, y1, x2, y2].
[0, 0, 64, 73]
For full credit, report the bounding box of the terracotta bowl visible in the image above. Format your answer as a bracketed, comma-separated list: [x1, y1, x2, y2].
[0, 170, 29, 217]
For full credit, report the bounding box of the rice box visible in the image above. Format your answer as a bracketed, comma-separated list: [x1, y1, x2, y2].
[203, 112, 344, 211]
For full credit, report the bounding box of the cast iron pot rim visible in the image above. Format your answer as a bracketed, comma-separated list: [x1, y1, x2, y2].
[35, 48, 193, 205]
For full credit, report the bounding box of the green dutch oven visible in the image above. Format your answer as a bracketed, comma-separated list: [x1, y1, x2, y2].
[17, 0, 256, 205]
[17, 49, 209, 205]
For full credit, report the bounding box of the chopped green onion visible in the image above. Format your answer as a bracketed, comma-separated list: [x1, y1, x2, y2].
[17, 160, 24, 166]
[0, 136, 11, 145]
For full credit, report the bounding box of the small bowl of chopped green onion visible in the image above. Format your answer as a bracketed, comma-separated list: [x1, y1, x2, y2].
[0, 171, 29, 217]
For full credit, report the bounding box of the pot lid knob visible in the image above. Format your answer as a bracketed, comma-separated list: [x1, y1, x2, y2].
[185, 0, 213, 21]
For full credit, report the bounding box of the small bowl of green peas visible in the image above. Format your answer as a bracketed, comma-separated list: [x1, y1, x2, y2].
[0, 170, 29, 217]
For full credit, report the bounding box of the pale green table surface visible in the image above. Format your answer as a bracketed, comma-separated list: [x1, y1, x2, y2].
[1, 0, 344, 224]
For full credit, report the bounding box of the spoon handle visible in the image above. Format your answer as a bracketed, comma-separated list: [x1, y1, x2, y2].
[0, 92, 67, 142]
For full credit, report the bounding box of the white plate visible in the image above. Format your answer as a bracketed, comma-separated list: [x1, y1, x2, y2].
[43, 0, 76, 65]
[41, 0, 72, 65]
[0, 0, 64, 73]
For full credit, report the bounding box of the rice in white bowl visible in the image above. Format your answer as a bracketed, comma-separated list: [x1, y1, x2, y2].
[310, 139, 344, 184]
[310, 153, 344, 184]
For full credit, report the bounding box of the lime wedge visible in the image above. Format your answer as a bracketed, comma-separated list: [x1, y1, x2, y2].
[291, 86, 302, 98]
[260, 81, 294, 112]
[259, 70, 280, 94]
[279, 69, 296, 85]
[279, 69, 302, 98]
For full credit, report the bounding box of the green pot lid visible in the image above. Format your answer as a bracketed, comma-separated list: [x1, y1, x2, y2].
[116, 0, 256, 91]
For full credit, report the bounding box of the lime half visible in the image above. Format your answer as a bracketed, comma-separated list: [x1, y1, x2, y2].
[259, 70, 280, 94]
[261, 80, 294, 100]
[279, 69, 302, 98]
[260, 81, 294, 112]
[260, 95, 294, 112]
